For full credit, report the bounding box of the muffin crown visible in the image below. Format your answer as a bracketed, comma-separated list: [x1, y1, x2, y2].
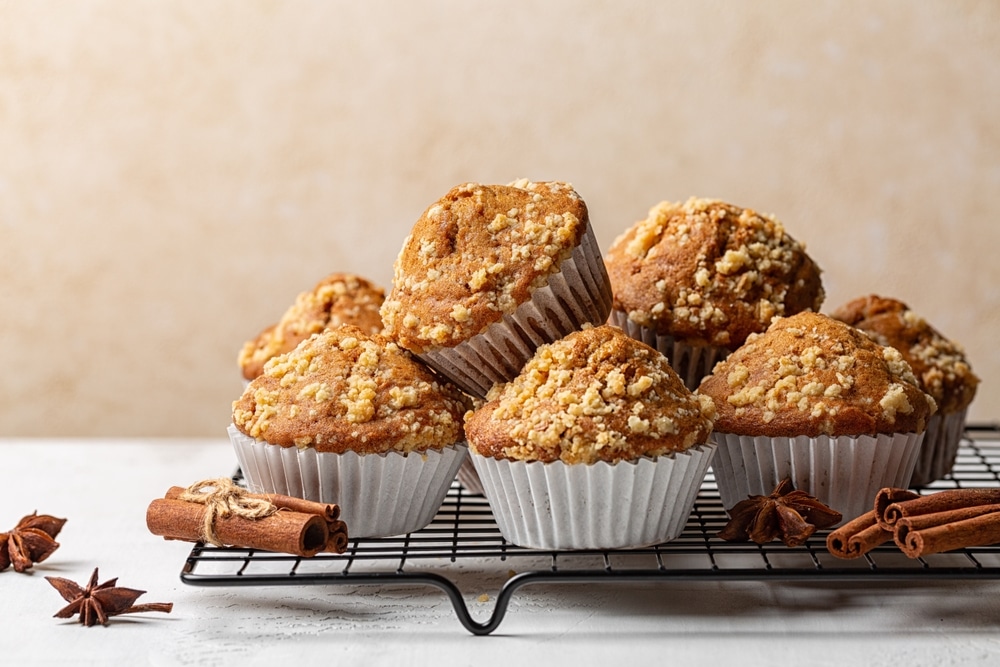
[465, 325, 716, 464]
[238, 273, 385, 380]
[232, 325, 470, 454]
[831, 295, 978, 414]
[698, 311, 937, 437]
[381, 180, 587, 353]
[605, 197, 824, 349]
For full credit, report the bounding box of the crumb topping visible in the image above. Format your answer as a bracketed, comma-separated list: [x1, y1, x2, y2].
[830, 295, 979, 414]
[238, 273, 385, 380]
[381, 180, 588, 353]
[698, 311, 936, 437]
[464, 325, 715, 464]
[605, 198, 824, 349]
[232, 325, 471, 454]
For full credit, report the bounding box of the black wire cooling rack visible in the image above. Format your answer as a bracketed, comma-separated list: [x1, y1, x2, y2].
[180, 424, 1000, 635]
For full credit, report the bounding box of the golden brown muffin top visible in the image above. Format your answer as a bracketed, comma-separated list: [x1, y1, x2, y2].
[232, 325, 471, 454]
[831, 295, 978, 414]
[698, 311, 936, 438]
[605, 198, 824, 349]
[381, 180, 588, 354]
[238, 273, 385, 381]
[465, 325, 716, 464]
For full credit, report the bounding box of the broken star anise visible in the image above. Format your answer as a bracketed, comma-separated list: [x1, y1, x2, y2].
[0, 512, 67, 573]
[718, 478, 843, 547]
[46, 568, 173, 627]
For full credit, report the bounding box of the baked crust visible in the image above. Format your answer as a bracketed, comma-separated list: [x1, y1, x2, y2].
[232, 325, 471, 454]
[698, 311, 936, 437]
[465, 325, 716, 464]
[381, 180, 588, 354]
[238, 273, 385, 380]
[605, 198, 824, 349]
[831, 295, 978, 414]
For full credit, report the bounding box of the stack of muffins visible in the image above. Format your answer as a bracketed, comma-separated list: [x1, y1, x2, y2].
[228, 181, 979, 545]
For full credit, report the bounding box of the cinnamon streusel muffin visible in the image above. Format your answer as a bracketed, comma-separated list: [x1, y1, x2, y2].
[831, 295, 979, 485]
[381, 180, 613, 398]
[605, 197, 824, 389]
[698, 311, 937, 520]
[465, 324, 716, 549]
[238, 273, 385, 382]
[229, 325, 471, 537]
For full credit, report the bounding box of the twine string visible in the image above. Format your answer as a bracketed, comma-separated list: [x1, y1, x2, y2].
[178, 477, 277, 546]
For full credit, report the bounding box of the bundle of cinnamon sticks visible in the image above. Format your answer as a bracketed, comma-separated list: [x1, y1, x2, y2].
[827, 487, 1000, 559]
[147, 484, 349, 557]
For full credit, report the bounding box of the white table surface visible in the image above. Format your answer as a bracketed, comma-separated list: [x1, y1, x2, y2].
[4, 437, 1000, 667]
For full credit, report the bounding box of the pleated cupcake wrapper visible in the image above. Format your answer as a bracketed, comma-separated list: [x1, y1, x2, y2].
[710, 430, 924, 522]
[909, 409, 968, 487]
[420, 222, 613, 399]
[471, 442, 717, 550]
[228, 424, 468, 538]
[609, 310, 729, 391]
[455, 457, 485, 496]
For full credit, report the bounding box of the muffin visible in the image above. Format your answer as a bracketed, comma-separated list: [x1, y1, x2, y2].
[605, 197, 824, 390]
[238, 273, 385, 382]
[698, 311, 937, 521]
[831, 295, 979, 485]
[380, 179, 613, 399]
[229, 325, 471, 538]
[465, 324, 717, 550]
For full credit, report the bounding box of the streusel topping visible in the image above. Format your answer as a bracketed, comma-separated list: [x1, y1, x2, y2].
[831, 295, 978, 414]
[239, 273, 385, 380]
[381, 180, 587, 353]
[605, 198, 824, 349]
[698, 311, 936, 437]
[232, 326, 470, 454]
[465, 325, 715, 464]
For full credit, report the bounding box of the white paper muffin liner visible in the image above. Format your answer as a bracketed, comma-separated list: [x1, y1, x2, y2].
[909, 409, 968, 486]
[455, 457, 485, 496]
[228, 424, 468, 538]
[471, 442, 716, 550]
[710, 430, 925, 522]
[419, 221, 613, 399]
[609, 310, 729, 391]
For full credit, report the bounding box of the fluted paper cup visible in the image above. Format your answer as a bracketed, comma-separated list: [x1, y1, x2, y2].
[471, 442, 716, 550]
[420, 222, 613, 399]
[229, 424, 467, 538]
[455, 458, 485, 496]
[710, 431, 924, 522]
[609, 310, 729, 391]
[910, 409, 968, 486]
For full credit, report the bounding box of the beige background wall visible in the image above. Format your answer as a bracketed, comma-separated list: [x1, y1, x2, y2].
[1, 1, 997, 436]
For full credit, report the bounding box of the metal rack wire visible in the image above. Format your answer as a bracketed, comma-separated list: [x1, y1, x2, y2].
[180, 424, 1000, 635]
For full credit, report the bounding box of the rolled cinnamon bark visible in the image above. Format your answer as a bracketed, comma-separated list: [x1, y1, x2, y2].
[894, 505, 1000, 554]
[874, 488, 921, 530]
[146, 497, 329, 557]
[879, 488, 1000, 530]
[327, 519, 349, 554]
[897, 510, 1000, 558]
[166, 487, 341, 522]
[826, 510, 892, 559]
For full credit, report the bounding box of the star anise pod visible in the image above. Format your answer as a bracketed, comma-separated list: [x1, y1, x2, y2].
[46, 568, 173, 627]
[0, 512, 67, 573]
[718, 478, 843, 547]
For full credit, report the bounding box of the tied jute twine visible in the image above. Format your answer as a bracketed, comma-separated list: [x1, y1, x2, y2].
[178, 478, 277, 547]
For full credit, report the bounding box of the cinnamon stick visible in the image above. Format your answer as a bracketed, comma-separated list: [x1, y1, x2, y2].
[893, 505, 1000, 558]
[146, 497, 329, 557]
[874, 488, 921, 530]
[162, 486, 348, 554]
[897, 510, 1000, 558]
[878, 488, 1000, 529]
[826, 510, 892, 559]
